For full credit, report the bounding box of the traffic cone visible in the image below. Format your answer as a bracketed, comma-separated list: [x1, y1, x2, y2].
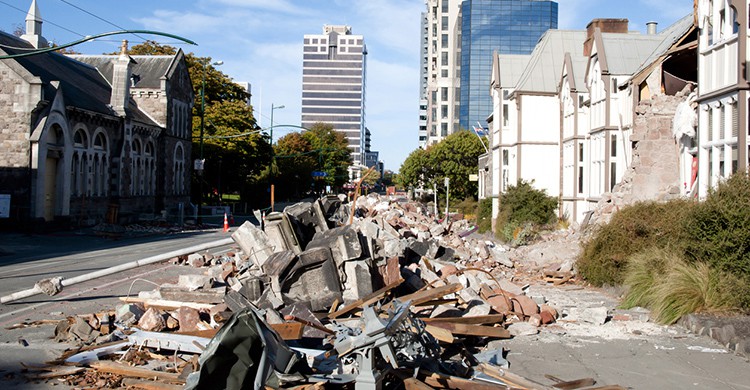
[223, 212, 229, 232]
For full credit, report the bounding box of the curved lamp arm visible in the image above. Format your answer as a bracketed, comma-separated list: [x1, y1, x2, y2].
[0, 29, 197, 59]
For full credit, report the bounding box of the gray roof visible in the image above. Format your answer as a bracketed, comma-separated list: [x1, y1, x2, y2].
[0, 30, 114, 115]
[515, 30, 588, 94]
[69, 55, 175, 89]
[631, 14, 695, 77]
[496, 54, 531, 89]
[599, 32, 664, 75]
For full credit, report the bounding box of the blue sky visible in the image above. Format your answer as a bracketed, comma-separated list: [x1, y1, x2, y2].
[0, 0, 694, 172]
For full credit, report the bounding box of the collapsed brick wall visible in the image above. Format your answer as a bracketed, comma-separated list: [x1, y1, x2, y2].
[589, 85, 694, 225]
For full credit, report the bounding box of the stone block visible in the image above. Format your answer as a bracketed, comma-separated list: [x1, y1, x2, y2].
[567, 307, 608, 325]
[308, 225, 363, 265]
[511, 295, 539, 317]
[264, 212, 303, 254]
[187, 253, 205, 267]
[138, 308, 166, 332]
[174, 307, 202, 332]
[281, 247, 342, 311]
[487, 295, 512, 313]
[231, 222, 278, 269]
[116, 303, 144, 326]
[341, 260, 373, 303]
[507, 321, 538, 337]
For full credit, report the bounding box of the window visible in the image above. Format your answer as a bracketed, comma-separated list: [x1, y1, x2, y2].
[610, 162, 617, 190]
[503, 104, 509, 127]
[441, 0, 448, 12]
[441, 123, 448, 137]
[611, 134, 617, 157]
[442, 33, 448, 48]
[441, 87, 448, 101]
[441, 105, 448, 118]
[442, 16, 448, 30]
[441, 52, 448, 66]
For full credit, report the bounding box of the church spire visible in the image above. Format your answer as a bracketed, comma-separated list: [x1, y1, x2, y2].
[21, 0, 48, 49]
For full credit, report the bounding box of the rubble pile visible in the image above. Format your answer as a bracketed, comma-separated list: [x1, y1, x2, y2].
[20, 194, 623, 389]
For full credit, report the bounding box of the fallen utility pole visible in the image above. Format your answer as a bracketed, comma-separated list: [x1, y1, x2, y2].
[0, 237, 234, 304]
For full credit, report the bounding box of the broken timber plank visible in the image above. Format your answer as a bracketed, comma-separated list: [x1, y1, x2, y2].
[89, 361, 183, 384]
[121, 378, 184, 390]
[421, 314, 505, 325]
[128, 330, 211, 354]
[382, 283, 463, 311]
[428, 322, 511, 339]
[419, 370, 511, 390]
[24, 366, 86, 379]
[550, 377, 595, 390]
[424, 324, 455, 343]
[477, 363, 555, 390]
[270, 322, 306, 340]
[327, 278, 404, 319]
[414, 298, 459, 307]
[404, 377, 436, 390]
[119, 297, 215, 311]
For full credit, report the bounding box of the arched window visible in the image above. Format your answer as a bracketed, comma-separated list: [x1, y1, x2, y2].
[72, 128, 90, 197]
[92, 131, 109, 196]
[131, 138, 142, 195]
[174, 143, 185, 194]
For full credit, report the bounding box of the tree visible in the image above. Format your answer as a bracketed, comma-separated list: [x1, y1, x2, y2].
[398, 130, 486, 201]
[120, 41, 270, 206]
[302, 123, 351, 189]
[274, 132, 316, 199]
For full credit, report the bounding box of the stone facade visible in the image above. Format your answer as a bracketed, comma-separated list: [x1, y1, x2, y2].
[0, 21, 193, 231]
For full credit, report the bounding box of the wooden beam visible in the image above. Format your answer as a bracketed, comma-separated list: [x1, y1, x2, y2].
[121, 378, 184, 390]
[428, 322, 510, 339]
[89, 361, 183, 384]
[421, 314, 505, 325]
[404, 377, 436, 390]
[382, 283, 463, 311]
[119, 297, 215, 311]
[425, 324, 455, 343]
[327, 278, 404, 319]
[551, 377, 595, 390]
[419, 371, 510, 390]
[476, 363, 554, 390]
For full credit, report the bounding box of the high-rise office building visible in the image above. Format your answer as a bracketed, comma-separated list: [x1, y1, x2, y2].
[420, 0, 463, 148]
[420, 0, 557, 147]
[459, 0, 557, 130]
[302, 25, 367, 165]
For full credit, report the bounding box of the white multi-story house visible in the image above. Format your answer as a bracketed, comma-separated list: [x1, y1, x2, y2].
[695, 0, 749, 197]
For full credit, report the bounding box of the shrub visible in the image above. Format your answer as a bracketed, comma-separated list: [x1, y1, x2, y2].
[620, 247, 673, 310]
[576, 200, 693, 286]
[454, 198, 478, 220]
[681, 173, 750, 279]
[650, 261, 736, 324]
[497, 180, 557, 227]
[476, 198, 493, 233]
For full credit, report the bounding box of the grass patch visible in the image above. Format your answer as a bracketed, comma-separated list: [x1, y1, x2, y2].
[620, 248, 672, 310]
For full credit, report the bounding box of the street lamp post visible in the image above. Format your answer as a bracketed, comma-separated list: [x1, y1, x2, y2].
[268, 104, 284, 211]
[197, 59, 223, 224]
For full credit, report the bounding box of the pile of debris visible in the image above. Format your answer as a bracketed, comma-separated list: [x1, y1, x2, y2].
[21, 194, 621, 389]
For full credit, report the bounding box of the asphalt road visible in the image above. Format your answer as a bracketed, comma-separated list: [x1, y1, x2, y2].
[0, 228, 236, 389]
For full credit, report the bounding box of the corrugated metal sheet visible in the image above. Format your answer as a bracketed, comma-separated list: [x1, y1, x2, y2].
[515, 30, 588, 93]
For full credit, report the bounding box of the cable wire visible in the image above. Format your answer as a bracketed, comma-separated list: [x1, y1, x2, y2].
[0, 0, 85, 37]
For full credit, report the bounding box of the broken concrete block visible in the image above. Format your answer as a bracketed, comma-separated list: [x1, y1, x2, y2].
[497, 279, 524, 296]
[264, 212, 303, 254]
[138, 308, 166, 332]
[174, 307, 202, 332]
[187, 253, 205, 268]
[262, 251, 298, 294]
[430, 305, 463, 318]
[464, 300, 492, 317]
[240, 277, 265, 302]
[508, 321, 538, 337]
[166, 315, 179, 330]
[35, 277, 63, 296]
[232, 221, 276, 268]
[539, 310, 555, 325]
[528, 314, 542, 327]
[341, 260, 374, 303]
[177, 274, 214, 291]
[307, 225, 363, 265]
[487, 295, 513, 313]
[70, 316, 99, 344]
[567, 307, 608, 325]
[430, 224, 446, 237]
[490, 247, 514, 268]
[281, 247, 342, 311]
[511, 295, 539, 317]
[540, 304, 558, 319]
[116, 303, 144, 326]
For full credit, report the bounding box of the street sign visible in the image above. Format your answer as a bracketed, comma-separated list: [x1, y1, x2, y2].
[469, 174, 478, 182]
[311, 171, 328, 177]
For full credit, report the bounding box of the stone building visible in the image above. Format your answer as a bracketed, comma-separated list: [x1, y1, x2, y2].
[0, 1, 193, 230]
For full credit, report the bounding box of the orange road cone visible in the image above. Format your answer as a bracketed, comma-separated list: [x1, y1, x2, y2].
[223, 212, 229, 232]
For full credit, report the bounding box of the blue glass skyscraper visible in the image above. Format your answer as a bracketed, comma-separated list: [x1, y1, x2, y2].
[459, 0, 557, 130]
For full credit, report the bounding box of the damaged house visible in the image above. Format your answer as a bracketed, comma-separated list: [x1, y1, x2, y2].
[487, 14, 698, 228]
[0, 1, 193, 230]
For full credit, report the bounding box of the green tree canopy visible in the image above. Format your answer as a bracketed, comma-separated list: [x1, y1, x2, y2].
[398, 130, 486, 200]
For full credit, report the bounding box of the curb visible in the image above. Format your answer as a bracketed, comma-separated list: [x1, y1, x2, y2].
[678, 314, 750, 358]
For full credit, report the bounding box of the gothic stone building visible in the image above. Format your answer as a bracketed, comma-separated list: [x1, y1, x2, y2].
[0, 4, 193, 230]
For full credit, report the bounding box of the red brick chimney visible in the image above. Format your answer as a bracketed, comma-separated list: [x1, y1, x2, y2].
[584, 18, 629, 56]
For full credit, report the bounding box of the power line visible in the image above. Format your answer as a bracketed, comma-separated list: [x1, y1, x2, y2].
[56, 0, 150, 42]
[0, 0, 85, 37]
